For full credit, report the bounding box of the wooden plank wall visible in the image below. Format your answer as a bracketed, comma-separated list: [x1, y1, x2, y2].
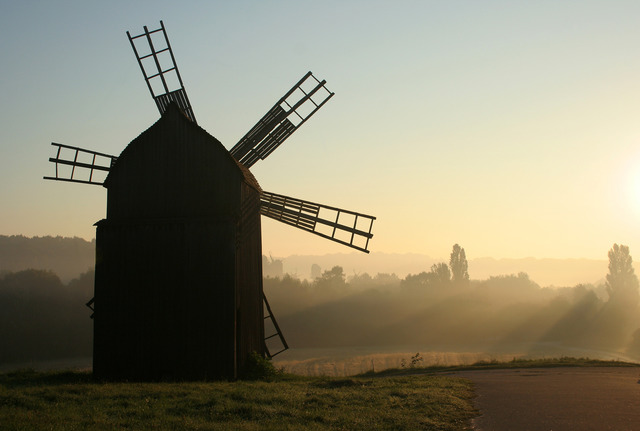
[234, 182, 265, 374]
[93, 104, 265, 380]
[93, 220, 237, 380]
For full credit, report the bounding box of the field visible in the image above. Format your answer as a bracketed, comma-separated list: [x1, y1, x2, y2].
[0, 370, 476, 431]
[273, 345, 639, 376]
[3, 357, 637, 430]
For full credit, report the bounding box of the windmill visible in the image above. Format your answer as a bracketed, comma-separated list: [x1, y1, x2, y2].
[45, 21, 375, 380]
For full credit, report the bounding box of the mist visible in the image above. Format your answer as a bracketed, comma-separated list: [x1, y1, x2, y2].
[266, 246, 640, 374]
[2, 238, 639, 376]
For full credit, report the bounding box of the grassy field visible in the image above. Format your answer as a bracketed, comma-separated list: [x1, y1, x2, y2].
[0, 369, 476, 431]
[363, 355, 640, 377]
[3, 357, 637, 430]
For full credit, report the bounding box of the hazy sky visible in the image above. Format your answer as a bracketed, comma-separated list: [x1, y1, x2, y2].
[1, 1, 639, 260]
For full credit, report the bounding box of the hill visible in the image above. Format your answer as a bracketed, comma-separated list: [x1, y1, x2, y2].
[0, 235, 94, 282]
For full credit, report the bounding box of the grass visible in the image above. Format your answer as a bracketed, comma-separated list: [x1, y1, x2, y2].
[0, 369, 476, 431]
[360, 355, 640, 377]
[3, 356, 636, 430]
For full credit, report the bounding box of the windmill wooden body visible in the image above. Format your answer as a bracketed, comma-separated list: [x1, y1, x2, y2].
[45, 21, 375, 380]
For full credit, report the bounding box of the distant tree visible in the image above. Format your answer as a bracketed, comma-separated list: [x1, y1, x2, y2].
[310, 264, 322, 280]
[542, 284, 602, 345]
[0, 235, 94, 282]
[479, 272, 541, 303]
[372, 273, 401, 288]
[605, 244, 639, 303]
[592, 244, 640, 350]
[429, 263, 451, 285]
[315, 266, 346, 289]
[449, 244, 469, 287]
[401, 265, 450, 289]
[401, 271, 432, 289]
[0, 269, 93, 363]
[348, 272, 373, 288]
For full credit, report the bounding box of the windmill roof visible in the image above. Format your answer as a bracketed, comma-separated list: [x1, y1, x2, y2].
[105, 102, 261, 193]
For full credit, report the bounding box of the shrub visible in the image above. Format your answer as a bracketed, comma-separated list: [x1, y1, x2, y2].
[239, 352, 280, 381]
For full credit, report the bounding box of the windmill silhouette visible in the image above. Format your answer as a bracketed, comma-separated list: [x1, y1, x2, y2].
[44, 21, 375, 380]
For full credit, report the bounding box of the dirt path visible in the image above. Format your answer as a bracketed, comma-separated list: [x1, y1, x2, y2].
[455, 367, 640, 431]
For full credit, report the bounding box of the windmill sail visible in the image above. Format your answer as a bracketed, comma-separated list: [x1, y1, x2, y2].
[43, 142, 116, 185]
[127, 21, 197, 123]
[230, 72, 334, 168]
[260, 191, 375, 253]
[263, 293, 288, 358]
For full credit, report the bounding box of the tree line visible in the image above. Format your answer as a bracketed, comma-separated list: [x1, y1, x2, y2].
[265, 243, 640, 358]
[1, 243, 638, 365]
[0, 269, 94, 364]
[0, 235, 94, 282]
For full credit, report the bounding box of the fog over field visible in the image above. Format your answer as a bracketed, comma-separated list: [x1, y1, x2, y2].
[2, 237, 639, 375]
[265, 248, 640, 375]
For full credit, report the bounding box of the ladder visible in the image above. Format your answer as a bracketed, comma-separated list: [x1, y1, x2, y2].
[230, 71, 334, 167]
[127, 21, 197, 123]
[263, 293, 288, 358]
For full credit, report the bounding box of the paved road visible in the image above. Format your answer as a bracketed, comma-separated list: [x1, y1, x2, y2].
[455, 367, 640, 431]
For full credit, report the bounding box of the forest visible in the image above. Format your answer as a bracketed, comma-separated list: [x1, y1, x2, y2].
[266, 244, 640, 360]
[1, 243, 639, 366]
[0, 269, 93, 364]
[0, 235, 94, 282]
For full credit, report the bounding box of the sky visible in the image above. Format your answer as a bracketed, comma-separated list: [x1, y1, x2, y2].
[1, 0, 639, 261]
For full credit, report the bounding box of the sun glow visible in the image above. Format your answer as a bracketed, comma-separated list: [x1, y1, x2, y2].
[629, 169, 640, 216]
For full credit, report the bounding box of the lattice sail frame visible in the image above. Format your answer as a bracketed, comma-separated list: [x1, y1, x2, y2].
[260, 191, 375, 253]
[45, 22, 375, 252]
[43, 143, 117, 185]
[263, 293, 288, 358]
[230, 72, 334, 168]
[127, 20, 197, 123]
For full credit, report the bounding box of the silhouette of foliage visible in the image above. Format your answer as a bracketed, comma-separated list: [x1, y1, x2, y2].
[0, 235, 94, 282]
[310, 263, 322, 280]
[3, 243, 640, 367]
[316, 266, 346, 290]
[401, 263, 451, 290]
[265, 257, 640, 357]
[239, 352, 281, 380]
[605, 244, 639, 303]
[0, 269, 93, 364]
[593, 244, 640, 349]
[449, 244, 469, 287]
[430, 263, 451, 285]
[409, 352, 424, 368]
